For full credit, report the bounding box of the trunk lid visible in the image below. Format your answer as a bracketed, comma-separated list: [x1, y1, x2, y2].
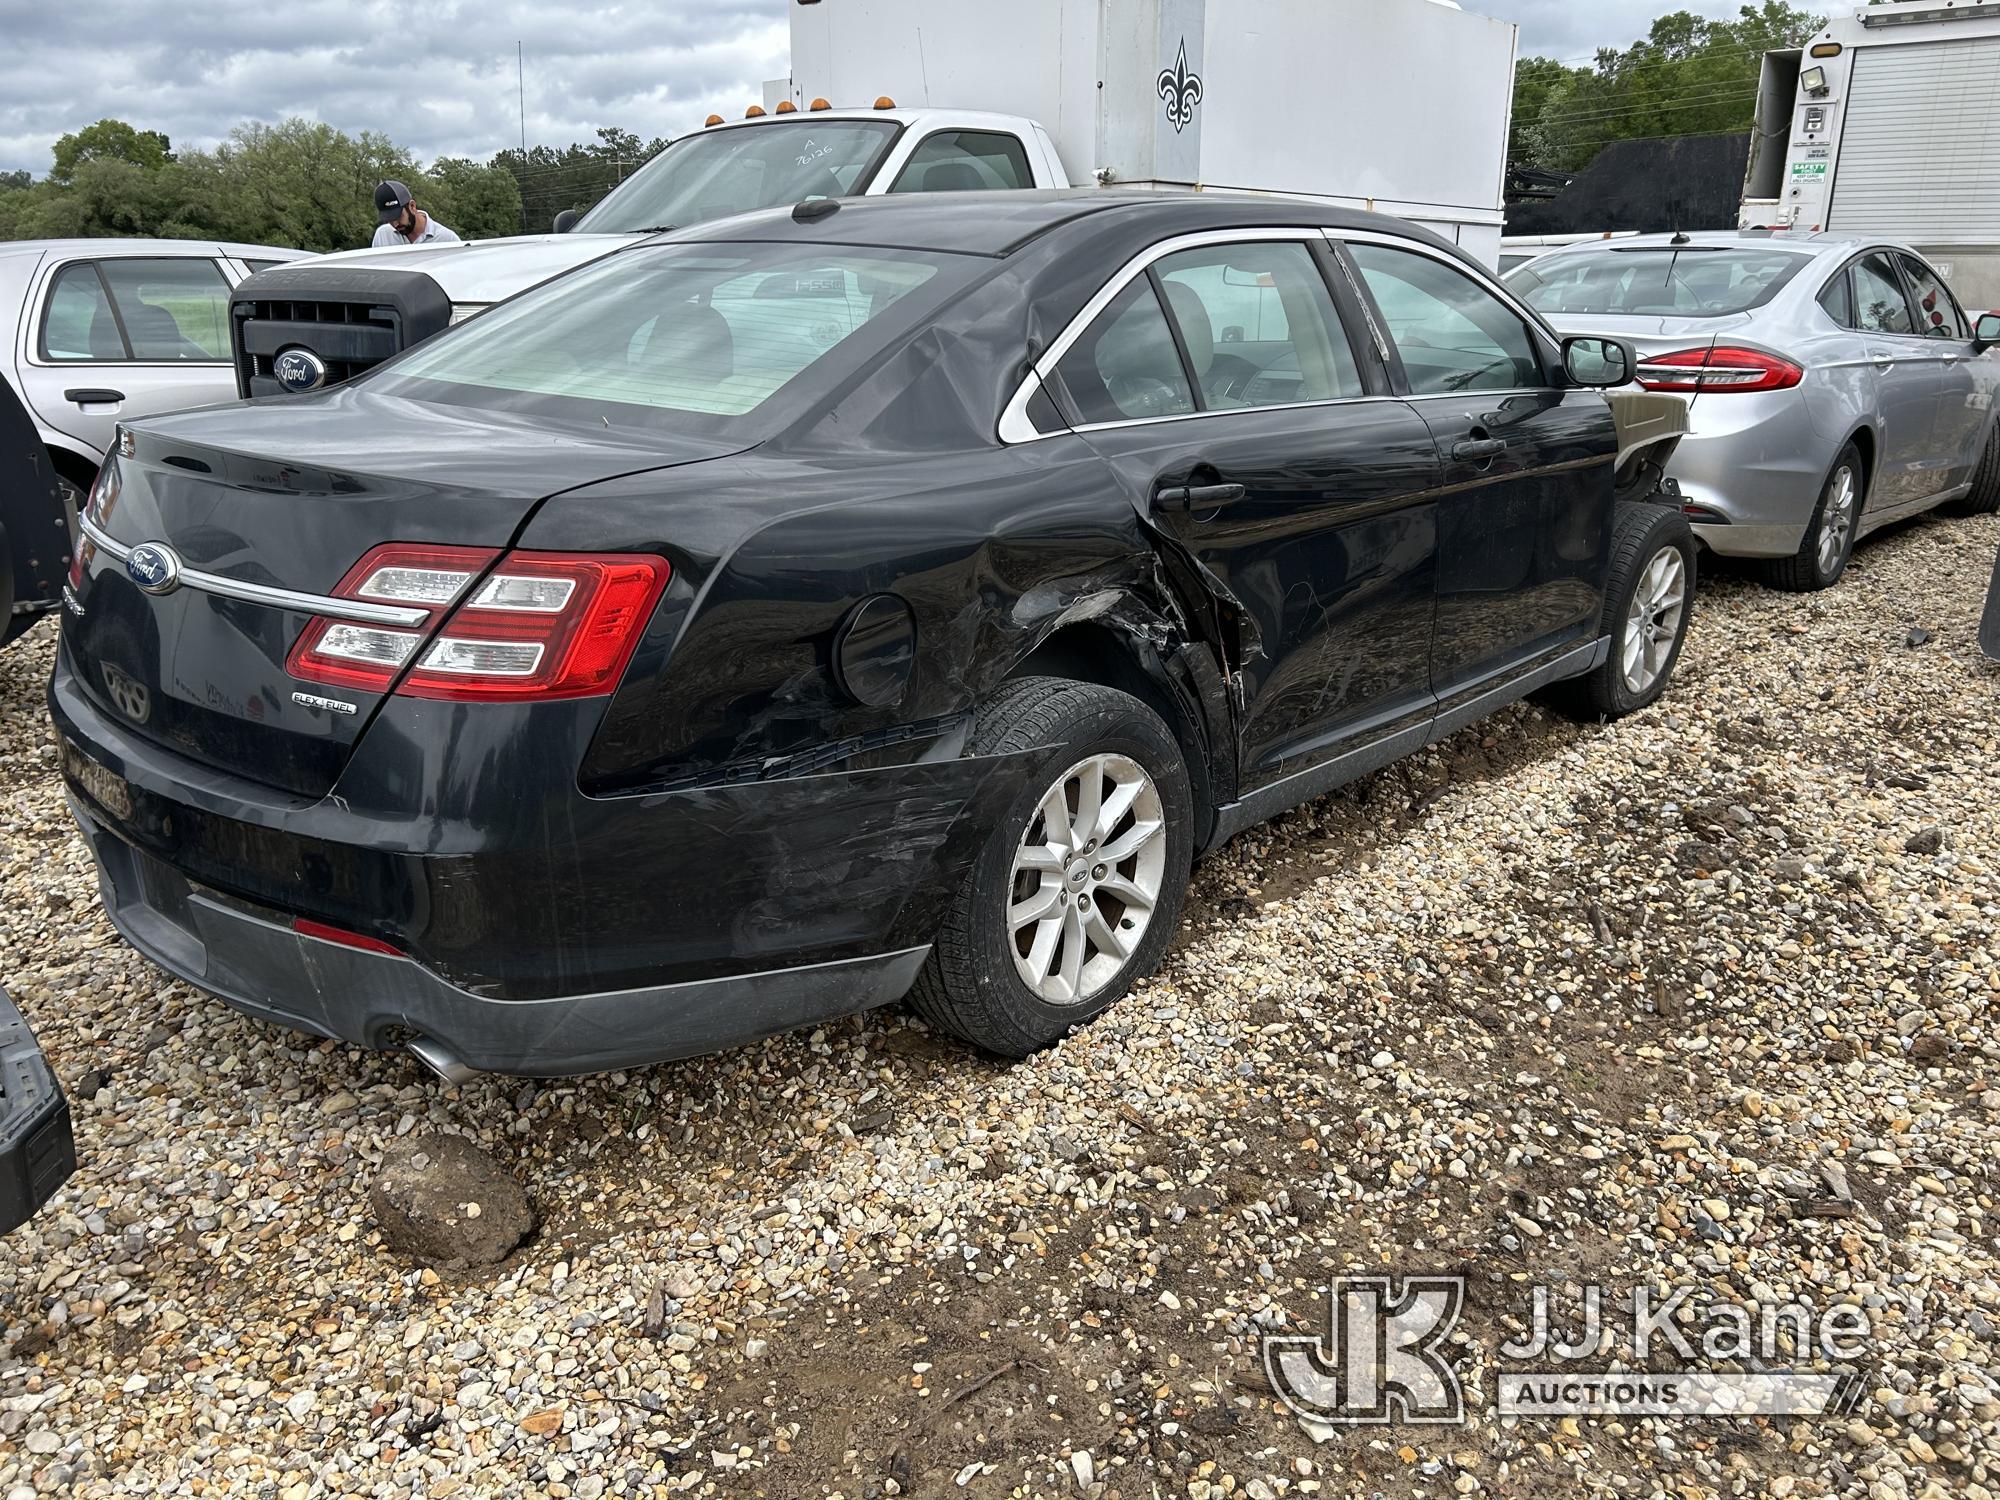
[65, 388, 745, 798]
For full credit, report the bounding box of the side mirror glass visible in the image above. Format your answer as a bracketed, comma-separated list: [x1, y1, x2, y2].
[552, 209, 581, 234]
[1976, 311, 2000, 347]
[1562, 335, 1633, 388]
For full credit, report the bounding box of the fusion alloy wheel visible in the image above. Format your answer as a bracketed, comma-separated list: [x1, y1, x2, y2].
[1816, 463, 1857, 577]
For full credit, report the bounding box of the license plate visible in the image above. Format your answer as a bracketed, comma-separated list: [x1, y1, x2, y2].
[61, 739, 133, 821]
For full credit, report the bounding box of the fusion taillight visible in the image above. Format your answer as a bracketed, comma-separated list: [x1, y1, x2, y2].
[400, 552, 669, 701]
[286, 544, 669, 702]
[1635, 346, 1803, 394]
[285, 543, 500, 693]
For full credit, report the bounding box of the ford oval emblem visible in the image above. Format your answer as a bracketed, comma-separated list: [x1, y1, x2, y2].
[125, 542, 182, 596]
[273, 347, 328, 393]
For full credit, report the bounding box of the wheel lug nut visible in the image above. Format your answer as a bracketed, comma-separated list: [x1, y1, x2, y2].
[1092, 864, 1106, 880]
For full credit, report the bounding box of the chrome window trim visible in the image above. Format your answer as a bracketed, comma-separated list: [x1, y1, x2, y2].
[78, 514, 432, 627]
[997, 227, 1332, 445]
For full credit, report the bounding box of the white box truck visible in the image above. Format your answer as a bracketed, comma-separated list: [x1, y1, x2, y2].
[232, 0, 1519, 395]
[1741, 0, 2000, 309]
[774, 0, 1517, 265]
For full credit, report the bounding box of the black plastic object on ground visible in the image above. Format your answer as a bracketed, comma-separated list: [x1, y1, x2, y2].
[0, 985, 74, 1233]
[0, 372, 79, 645]
[1506, 132, 1753, 238]
[1980, 546, 2000, 661]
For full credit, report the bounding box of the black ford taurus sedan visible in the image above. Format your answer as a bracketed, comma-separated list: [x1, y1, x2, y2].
[52, 191, 1694, 1079]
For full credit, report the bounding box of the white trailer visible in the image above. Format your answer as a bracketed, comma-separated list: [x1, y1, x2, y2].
[1741, 0, 2000, 308]
[772, 0, 1519, 267]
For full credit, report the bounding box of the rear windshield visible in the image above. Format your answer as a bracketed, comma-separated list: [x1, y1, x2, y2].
[575, 121, 900, 234]
[1507, 246, 1809, 317]
[371, 242, 967, 434]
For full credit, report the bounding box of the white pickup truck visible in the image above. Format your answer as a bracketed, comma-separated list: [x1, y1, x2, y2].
[230, 106, 1072, 395]
[233, 0, 1518, 396]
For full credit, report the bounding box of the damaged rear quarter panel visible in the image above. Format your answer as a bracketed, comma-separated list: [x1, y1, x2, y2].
[529, 437, 1191, 793]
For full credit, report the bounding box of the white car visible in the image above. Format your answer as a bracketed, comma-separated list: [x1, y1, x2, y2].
[2, 238, 312, 506]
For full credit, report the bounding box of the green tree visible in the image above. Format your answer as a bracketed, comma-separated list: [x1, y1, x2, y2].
[492, 126, 669, 233]
[422, 156, 523, 242]
[49, 119, 171, 185]
[1513, 4, 1823, 172]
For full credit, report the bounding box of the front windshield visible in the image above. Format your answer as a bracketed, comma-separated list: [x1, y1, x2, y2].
[1507, 247, 1809, 317]
[575, 120, 901, 234]
[371, 242, 965, 434]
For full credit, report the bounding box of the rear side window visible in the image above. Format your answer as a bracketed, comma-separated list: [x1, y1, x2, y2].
[40, 263, 122, 361]
[1154, 241, 1363, 408]
[96, 258, 232, 359]
[1052, 279, 1194, 424]
[376, 243, 960, 431]
[890, 131, 1034, 193]
[1818, 270, 1855, 329]
[1852, 253, 1915, 335]
[1349, 242, 1542, 395]
[1897, 253, 1965, 339]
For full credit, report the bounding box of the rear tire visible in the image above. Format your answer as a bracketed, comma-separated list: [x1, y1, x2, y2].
[1764, 442, 1863, 591]
[1942, 422, 2000, 516]
[911, 677, 1193, 1058]
[1546, 502, 1696, 721]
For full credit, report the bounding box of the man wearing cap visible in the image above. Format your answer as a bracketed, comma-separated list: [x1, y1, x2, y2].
[371, 181, 461, 247]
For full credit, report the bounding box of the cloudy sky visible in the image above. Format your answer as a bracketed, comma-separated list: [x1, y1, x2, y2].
[0, 0, 1761, 176]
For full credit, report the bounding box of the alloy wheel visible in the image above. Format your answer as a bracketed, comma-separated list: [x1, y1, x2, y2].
[1817, 465, 1857, 577]
[1006, 752, 1167, 1005]
[1619, 546, 1687, 695]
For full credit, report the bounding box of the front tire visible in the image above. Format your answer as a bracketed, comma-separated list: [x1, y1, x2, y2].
[1943, 422, 2000, 516]
[911, 677, 1193, 1057]
[1764, 442, 1863, 591]
[1547, 502, 1696, 720]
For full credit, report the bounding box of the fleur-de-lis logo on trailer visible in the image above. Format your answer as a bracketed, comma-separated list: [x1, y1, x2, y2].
[1156, 38, 1203, 134]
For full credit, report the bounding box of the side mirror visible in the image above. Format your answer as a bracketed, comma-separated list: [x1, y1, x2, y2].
[1975, 311, 2000, 349]
[552, 209, 581, 234]
[1562, 335, 1633, 389]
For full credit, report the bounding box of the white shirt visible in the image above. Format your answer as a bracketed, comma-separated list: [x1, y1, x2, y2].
[372, 214, 461, 248]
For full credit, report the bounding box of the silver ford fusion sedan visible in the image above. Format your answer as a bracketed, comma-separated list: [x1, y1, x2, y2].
[1509, 232, 2000, 590]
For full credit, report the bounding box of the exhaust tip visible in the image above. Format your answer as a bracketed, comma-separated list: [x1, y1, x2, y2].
[407, 1035, 478, 1087]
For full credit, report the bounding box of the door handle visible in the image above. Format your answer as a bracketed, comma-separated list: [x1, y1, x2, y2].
[1452, 438, 1507, 461]
[1154, 482, 1247, 511]
[65, 388, 125, 405]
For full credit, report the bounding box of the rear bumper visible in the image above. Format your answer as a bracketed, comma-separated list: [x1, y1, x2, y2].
[71, 797, 927, 1076]
[52, 650, 1036, 1075]
[1666, 395, 1830, 559]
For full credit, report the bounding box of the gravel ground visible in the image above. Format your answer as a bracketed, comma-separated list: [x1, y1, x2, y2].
[1, 510, 1997, 1500]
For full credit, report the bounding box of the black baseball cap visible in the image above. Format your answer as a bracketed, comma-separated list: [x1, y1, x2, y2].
[375, 180, 414, 224]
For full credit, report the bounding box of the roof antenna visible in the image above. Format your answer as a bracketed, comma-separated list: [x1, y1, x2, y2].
[1669, 228, 1691, 246]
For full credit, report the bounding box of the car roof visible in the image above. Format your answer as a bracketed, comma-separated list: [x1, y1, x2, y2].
[664, 188, 1461, 259]
[0, 238, 311, 259]
[1533, 230, 1896, 260]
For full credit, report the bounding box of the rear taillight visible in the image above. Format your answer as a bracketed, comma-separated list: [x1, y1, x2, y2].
[286, 544, 669, 702]
[286, 544, 500, 693]
[400, 552, 669, 701]
[1635, 346, 1803, 394]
